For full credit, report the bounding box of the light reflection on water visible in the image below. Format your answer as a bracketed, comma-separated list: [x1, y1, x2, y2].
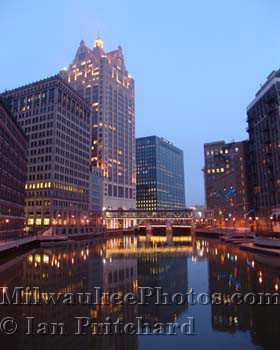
[0, 234, 279, 350]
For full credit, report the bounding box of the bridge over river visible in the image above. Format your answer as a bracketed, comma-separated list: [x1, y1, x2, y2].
[104, 209, 194, 240]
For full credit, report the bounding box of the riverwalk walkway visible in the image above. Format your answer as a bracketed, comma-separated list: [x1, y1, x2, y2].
[0, 234, 67, 254]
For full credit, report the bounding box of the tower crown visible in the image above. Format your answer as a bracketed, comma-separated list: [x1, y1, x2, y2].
[94, 38, 104, 49]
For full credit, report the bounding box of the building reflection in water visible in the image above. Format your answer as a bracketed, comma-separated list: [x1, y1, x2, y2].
[0, 235, 191, 350]
[137, 253, 188, 325]
[1, 235, 280, 349]
[0, 236, 139, 350]
[197, 239, 280, 350]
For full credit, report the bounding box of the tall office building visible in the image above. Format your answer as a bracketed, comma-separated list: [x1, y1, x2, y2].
[136, 136, 186, 210]
[203, 140, 249, 225]
[60, 38, 136, 210]
[247, 70, 280, 226]
[1, 76, 91, 228]
[0, 99, 28, 240]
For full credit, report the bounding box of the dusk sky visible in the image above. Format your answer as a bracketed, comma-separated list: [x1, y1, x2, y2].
[1, 0, 280, 206]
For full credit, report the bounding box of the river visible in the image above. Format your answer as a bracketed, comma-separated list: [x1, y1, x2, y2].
[0, 234, 279, 350]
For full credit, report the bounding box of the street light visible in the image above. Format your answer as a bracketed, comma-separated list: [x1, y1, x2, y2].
[269, 216, 274, 232]
[255, 217, 259, 233]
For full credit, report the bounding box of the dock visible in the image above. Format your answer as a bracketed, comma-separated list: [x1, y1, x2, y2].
[240, 242, 280, 257]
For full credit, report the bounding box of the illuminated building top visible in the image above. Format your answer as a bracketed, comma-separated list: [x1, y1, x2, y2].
[94, 38, 104, 49]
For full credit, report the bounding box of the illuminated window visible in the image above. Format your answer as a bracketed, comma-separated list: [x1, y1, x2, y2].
[35, 218, 42, 225]
[28, 218, 34, 225]
[43, 218, 50, 225]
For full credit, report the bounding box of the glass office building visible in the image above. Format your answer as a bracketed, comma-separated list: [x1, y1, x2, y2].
[136, 136, 186, 210]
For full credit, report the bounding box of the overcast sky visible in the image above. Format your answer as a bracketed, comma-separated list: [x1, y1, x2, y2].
[1, 0, 280, 205]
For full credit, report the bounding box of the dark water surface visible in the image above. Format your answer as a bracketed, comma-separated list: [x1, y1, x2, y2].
[0, 234, 279, 350]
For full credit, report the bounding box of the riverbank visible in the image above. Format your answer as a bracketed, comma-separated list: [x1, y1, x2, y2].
[0, 229, 135, 256]
[240, 242, 280, 257]
[196, 228, 280, 257]
[0, 235, 67, 255]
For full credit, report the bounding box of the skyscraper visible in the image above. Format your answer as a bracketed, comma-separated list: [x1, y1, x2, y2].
[61, 38, 136, 210]
[1, 76, 91, 230]
[203, 140, 249, 226]
[136, 136, 186, 210]
[0, 99, 28, 240]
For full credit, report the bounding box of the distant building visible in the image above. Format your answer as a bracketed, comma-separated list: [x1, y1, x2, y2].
[1, 76, 91, 228]
[203, 140, 249, 226]
[60, 38, 136, 210]
[191, 205, 206, 218]
[247, 70, 280, 228]
[136, 136, 186, 210]
[89, 167, 103, 212]
[0, 99, 28, 239]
